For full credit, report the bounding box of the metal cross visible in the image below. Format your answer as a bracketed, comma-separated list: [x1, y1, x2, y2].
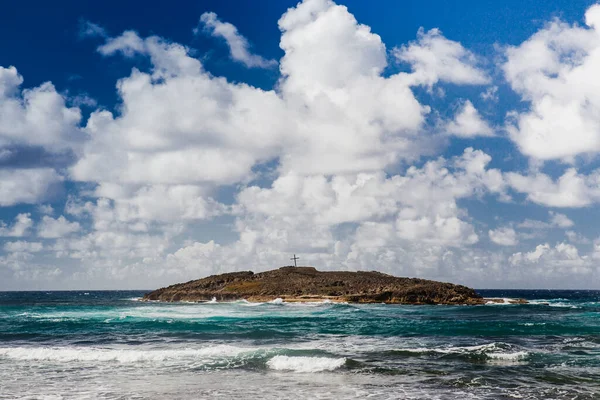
[290, 254, 299, 267]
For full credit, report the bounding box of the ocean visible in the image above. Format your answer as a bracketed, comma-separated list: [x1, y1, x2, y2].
[0, 290, 598, 399]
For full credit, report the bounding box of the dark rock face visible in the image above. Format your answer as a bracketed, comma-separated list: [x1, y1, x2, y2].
[143, 266, 484, 305]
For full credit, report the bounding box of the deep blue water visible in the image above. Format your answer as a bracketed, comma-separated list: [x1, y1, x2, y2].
[0, 290, 598, 399]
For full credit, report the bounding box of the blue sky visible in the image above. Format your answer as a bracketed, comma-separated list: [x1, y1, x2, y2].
[1, 0, 600, 289]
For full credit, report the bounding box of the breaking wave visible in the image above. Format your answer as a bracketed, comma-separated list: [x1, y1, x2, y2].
[266, 355, 347, 372]
[392, 343, 529, 362]
[0, 345, 258, 364]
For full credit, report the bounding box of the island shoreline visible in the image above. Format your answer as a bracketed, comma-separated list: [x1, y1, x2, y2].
[142, 266, 527, 305]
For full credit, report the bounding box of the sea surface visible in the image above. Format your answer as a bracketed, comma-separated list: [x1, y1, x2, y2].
[0, 290, 598, 399]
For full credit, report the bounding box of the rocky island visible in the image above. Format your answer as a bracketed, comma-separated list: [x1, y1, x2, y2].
[143, 266, 486, 305]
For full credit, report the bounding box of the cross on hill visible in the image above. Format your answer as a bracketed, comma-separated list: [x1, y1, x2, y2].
[290, 254, 299, 267]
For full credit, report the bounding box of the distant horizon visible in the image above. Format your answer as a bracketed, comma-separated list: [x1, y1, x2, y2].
[2, 263, 600, 292]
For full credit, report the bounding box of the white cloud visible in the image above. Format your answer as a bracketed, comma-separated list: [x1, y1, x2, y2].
[236, 148, 506, 249]
[394, 27, 489, 87]
[71, 0, 492, 237]
[510, 242, 593, 278]
[446, 100, 494, 137]
[52, 230, 168, 261]
[97, 31, 146, 58]
[72, 0, 495, 196]
[518, 211, 575, 230]
[0, 168, 63, 207]
[0, 213, 33, 237]
[134, 147, 507, 285]
[504, 4, 600, 160]
[38, 204, 54, 215]
[197, 12, 277, 68]
[37, 216, 81, 239]
[489, 227, 517, 246]
[0, 66, 82, 152]
[74, 34, 287, 188]
[549, 211, 574, 228]
[506, 168, 600, 207]
[565, 230, 590, 244]
[5, 0, 600, 290]
[91, 183, 226, 225]
[4, 241, 43, 253]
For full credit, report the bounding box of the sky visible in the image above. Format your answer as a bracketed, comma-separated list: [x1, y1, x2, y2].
[1, 0, 600, 290]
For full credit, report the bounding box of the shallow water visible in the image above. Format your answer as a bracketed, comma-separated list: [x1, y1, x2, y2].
[0, 290, 598, 399]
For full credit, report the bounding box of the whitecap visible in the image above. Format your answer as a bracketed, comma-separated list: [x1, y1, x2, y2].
[266, 355, 346, 372]
[486, 351, 528, 361]
[393, 342, 529, 362]
[396, 343, 499, 354]
[485, 298, 516, 305]
[0, 345, 256, 364]
[268, 298, 285, 304]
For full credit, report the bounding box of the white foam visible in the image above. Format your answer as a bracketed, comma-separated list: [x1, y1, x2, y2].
[525, 299, 579, 308]
[268, 298, 284, 304]
[394, 342, 529, 362]
[0, 345, 254, 364]
[397, 343, 498, 354]
[487, 351, 528, 361]
[207, 297, 217, 304]
[267, 355, 346, 372]
[485, 298, 515, 305]
[548, 302, 579, 309]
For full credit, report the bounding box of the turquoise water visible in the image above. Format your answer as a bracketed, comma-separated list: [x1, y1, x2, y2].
[0, 290, 598, 399]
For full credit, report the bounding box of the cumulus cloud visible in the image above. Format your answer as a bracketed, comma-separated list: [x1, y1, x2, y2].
[37, 205, 55, 215]
[549, 211, 574, 228]
[4, 0, 600, 289]
[504, 4, 600, 161]
[37, 216, 81, 239]
[518, 211, 575, 230]
[69, 0, 493, 239]
[506, 168, 600, 207]
[489, 227, 517, 246]
[446, 100, 494, 137]
[0, 213, 33, 237]
[197, 12, 277, 68]
[237, 148, 506, 250]
[4, 241, 44, 253]
[75, 32, 286, 188]
[0, 168, 63, 207]
[510, 242, 593, 278]
[0, 66, 82, 152]
[394, 27, 489, 87]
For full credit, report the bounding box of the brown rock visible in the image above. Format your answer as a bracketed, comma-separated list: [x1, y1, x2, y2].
[142, 266, 484, 305]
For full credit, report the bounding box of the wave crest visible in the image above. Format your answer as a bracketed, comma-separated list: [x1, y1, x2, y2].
[266, 355, 346, 372]
[0, 345, 254, 363]
[392, 343, 529, 362]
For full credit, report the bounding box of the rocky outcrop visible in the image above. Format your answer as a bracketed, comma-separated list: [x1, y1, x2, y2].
[143, 266, 485, 305]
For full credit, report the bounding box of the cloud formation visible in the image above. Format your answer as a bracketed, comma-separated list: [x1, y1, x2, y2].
[504, 4, 600, 161]
[446, 100, 494, 137]
[2, 0, 600, 290]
